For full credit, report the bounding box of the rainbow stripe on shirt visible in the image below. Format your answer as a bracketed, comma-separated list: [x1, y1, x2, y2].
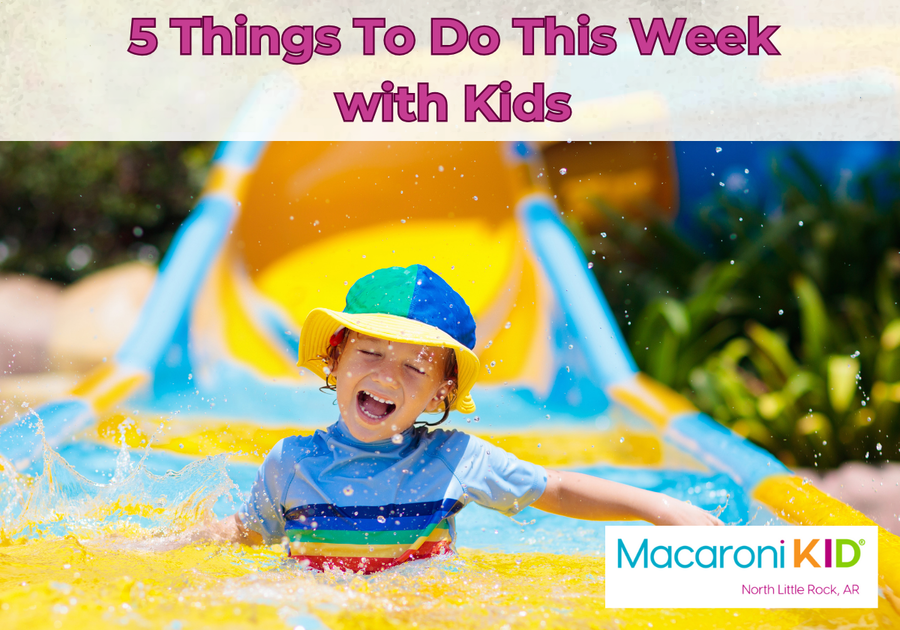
[285, 498, 464, 573]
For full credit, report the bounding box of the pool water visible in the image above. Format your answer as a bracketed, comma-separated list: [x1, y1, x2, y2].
[2, 415, 898, 630]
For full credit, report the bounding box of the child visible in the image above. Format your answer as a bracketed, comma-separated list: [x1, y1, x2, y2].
[209, 265, 721, 572]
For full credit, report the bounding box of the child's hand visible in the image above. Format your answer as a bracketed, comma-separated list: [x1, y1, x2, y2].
[645, 495, 723, 526]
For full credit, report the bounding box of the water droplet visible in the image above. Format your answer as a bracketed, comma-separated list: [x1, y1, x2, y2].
[620, 437, 625, 443]
[600, 232, 607, 238]
[851, 350, 860, 358]
[537, 443, 541, 448]
[778, 309, 784, 315]
[591, 249, 596, 255]
[877, 443, 883, 451]
[377, 515, 386, 524]
[546, 414, 551, 419]
[438, 165, 444, 172]
[473, 416, 480, 422]
[730, 260, 735, 265]
[343, 485, 354, 496]
[799, 220, 804, 226]
[504, 321, 512, 329]
[473, 195, 478, 201]
[587, 262, 594, 269]
[559, 167, 568, 175]
[744, 168, 749, 174]
[391, 434, 403, 445]
[537, 172, 544, 178]
[490, 361, 496, 367]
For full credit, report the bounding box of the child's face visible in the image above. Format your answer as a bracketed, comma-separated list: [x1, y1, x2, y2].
[332, 332, 454, 442]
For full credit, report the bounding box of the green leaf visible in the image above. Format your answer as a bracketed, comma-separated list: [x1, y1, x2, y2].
[792, 273, 829, 367]
[650, 329, 681, 386]
[827, 355, 859, 413]
[796, 412, 833, 438]
[658, 299, 690, 337]
[882, 319, 900, 352]
[676, 319, 740, 381]
[745, 321, 798, 379]
[876, 263, 900, 322]
[718, 337, 753, 366]
[784, 370, 821, 402]
[757, 393, 784, 420]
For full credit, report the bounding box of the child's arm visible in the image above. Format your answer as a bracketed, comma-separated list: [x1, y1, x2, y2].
[532, 469, 723, 526]
[203, 514, 266, 545]
[152, 514, 264, 550]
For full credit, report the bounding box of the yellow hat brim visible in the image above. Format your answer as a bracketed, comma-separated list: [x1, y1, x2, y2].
[298, 308, 478, 414]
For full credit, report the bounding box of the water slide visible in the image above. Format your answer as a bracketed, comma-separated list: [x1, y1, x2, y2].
[2, 140, 899, 628]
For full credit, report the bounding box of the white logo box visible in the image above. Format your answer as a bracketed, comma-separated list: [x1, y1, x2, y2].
[605, 526, 878, 608]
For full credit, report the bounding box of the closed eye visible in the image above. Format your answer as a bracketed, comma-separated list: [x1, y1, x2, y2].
[406, 364, 426, 375]
[359, 349, 382, 358]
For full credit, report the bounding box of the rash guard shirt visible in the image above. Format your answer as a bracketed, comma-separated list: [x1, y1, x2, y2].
[238, 418, 548, 573]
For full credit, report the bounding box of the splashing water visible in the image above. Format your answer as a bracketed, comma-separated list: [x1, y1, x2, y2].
[0, 412, 238, 544]
[1, 411, 896, 629]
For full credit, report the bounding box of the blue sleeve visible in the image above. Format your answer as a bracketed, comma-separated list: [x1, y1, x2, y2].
[443, 433, 548, 516]
[237, 438, 293, 543]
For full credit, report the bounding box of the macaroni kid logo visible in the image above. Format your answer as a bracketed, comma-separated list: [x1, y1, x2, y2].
[605, 526, 877, 608]
[618, 536, 863, 570]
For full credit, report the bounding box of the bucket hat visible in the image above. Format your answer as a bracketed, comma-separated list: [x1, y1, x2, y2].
[299, 265, 479, 414]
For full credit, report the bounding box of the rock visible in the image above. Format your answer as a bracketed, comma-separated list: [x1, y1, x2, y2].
[0, 275, 62, 374]
[0, 372, 80, 425]
[47, 262, 157, 372]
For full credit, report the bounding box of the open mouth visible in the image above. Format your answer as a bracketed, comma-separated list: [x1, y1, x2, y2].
[357, 390, 397, 422]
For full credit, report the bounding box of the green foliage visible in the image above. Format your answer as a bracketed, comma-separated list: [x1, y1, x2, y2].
[0, 142, 215, 283]
[580, 151, 900, 468]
